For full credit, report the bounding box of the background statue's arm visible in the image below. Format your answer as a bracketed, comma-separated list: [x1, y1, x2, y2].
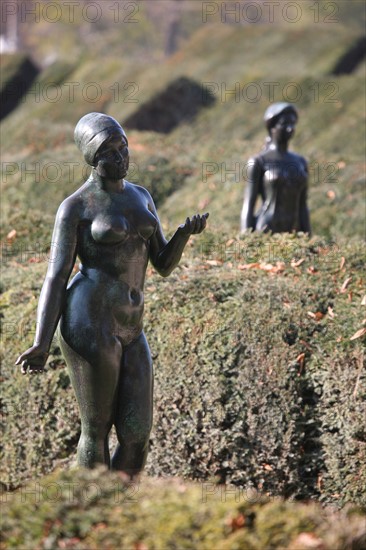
[146, 191, 208, 277]
[299, 158, 311, 235]
[240, 157, 263, 232]
[16, 200, 78, 373]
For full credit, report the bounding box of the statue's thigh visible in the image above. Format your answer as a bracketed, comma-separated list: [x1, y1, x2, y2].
[114, 332, 153, 440]
[59, 331, 122, 429]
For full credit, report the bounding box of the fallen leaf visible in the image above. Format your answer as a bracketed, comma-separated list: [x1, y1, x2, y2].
[28, 257, 42, 263]
[327, 306, 335, 318]
[350, 328, 366, 341]
[339, 256, 346, 270]
[299, 339, 313, 351]
[291, 258, 305, 268]
[307, 266, 317, 274]
[260, 262, 274, 271]
[307, 311, 324, 321]
[260, 261, 285, 273]
[263, 463, 273, 471]
[206, 259, 223, 266]
[237, 262, 260, 270]
[290, 532, 325, 549]
[317, 474, 323, 491]
[340, 276, 352, 293]
[326, 190, 336, 199]
[227, 513, 246, 531]
[6, 229, 17, 243]
[361, 295, 366, 305]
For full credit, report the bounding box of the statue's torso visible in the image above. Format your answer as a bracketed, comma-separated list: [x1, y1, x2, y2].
[256, 151, 307, 232]
[61, 180, 157, 345]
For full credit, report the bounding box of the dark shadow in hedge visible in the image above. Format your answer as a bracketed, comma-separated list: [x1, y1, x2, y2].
[331, 36, 366, 75]
[124, 76, 216, 134]
[0, 56, 39, 121]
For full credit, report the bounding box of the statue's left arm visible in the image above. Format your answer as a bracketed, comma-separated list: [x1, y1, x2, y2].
[146, 191, 208, 277]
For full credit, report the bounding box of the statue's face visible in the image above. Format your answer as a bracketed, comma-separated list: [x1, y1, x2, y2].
[94, 135, 129, 179]
[270, 112, 297, 143]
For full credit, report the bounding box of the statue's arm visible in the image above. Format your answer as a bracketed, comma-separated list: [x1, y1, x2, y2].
[240, 157, 263, 232]
[16, 200, 78, 372]
[299, 158, 311, 235]
[145, 191, 208, 277]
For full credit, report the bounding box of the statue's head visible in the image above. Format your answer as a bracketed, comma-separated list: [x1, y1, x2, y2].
[263, 103, 299, 147]
[264, 102, 298, 134]
[74, 112, 128, 166]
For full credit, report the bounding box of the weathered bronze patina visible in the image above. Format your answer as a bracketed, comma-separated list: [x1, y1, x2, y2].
[16, 112, 208, 476]
[241, 102, 311, 234]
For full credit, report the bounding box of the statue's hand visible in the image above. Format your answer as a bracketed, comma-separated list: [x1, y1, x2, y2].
[179, 213, 209, 236]
[15, 345, 49, 374]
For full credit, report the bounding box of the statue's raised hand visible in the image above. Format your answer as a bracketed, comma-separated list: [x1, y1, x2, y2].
[178, 213, 209, 236]
[15, 345, 49, 374]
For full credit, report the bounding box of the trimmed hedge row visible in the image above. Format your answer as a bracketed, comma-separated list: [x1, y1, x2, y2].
[1, 233, 365, 506]
[1, 467, 365, 549]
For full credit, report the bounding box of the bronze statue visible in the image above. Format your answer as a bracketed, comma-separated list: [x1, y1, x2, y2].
[16, 113, 208, 477]
[240, 102, 311, 234]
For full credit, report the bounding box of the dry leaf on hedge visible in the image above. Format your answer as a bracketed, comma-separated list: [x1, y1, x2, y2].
[327, 306, 335, 318]
[307, 311, 324, 321]
[6, 229, 17, 242]
[227, 513, 245, 531]
[206, 260, 223, 266]
[340, 276, 352, 292]
[350, 328, 366, 341]
[289, 532, 325, 549]
[237, 262, 260, 270]
[291, 258, 305, 267]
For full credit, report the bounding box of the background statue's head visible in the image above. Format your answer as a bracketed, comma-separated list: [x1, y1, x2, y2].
[264, 102, 298, 133]
[263, 103, 298, 147]
[74, 112, 128, 166]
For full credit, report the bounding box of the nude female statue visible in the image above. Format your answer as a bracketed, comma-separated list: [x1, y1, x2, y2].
[240, 102, 311, 234]
[16, 112, 208, 476]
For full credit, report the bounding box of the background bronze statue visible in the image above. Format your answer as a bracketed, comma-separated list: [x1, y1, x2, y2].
[16, 112, 208, 477]
[240, 102, 311, 234]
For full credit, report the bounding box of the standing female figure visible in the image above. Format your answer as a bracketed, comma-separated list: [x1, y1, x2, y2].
[16, 113, 208, 476]
[241, 102, 311, 234]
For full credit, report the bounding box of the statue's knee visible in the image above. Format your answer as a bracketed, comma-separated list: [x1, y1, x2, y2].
[81, 419, 110, 441]
[116, 420, 151, 446]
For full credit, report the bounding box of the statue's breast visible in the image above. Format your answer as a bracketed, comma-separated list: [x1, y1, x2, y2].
[91, 213, 130, 244]
[263, 159, 306, 189]
[90, 208, 157, 244]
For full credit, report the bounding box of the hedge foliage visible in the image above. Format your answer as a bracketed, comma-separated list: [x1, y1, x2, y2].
[1, 233, 365, 507]
[1, 467, 365, 550]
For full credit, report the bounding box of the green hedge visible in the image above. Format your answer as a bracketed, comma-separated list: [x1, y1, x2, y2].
[1, 467, 365, 549]
[1, 234, 365, 506]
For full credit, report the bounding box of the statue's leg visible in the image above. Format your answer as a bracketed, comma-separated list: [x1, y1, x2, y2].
[59, 332, 122, 469]
[112, 331, 153, 476]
